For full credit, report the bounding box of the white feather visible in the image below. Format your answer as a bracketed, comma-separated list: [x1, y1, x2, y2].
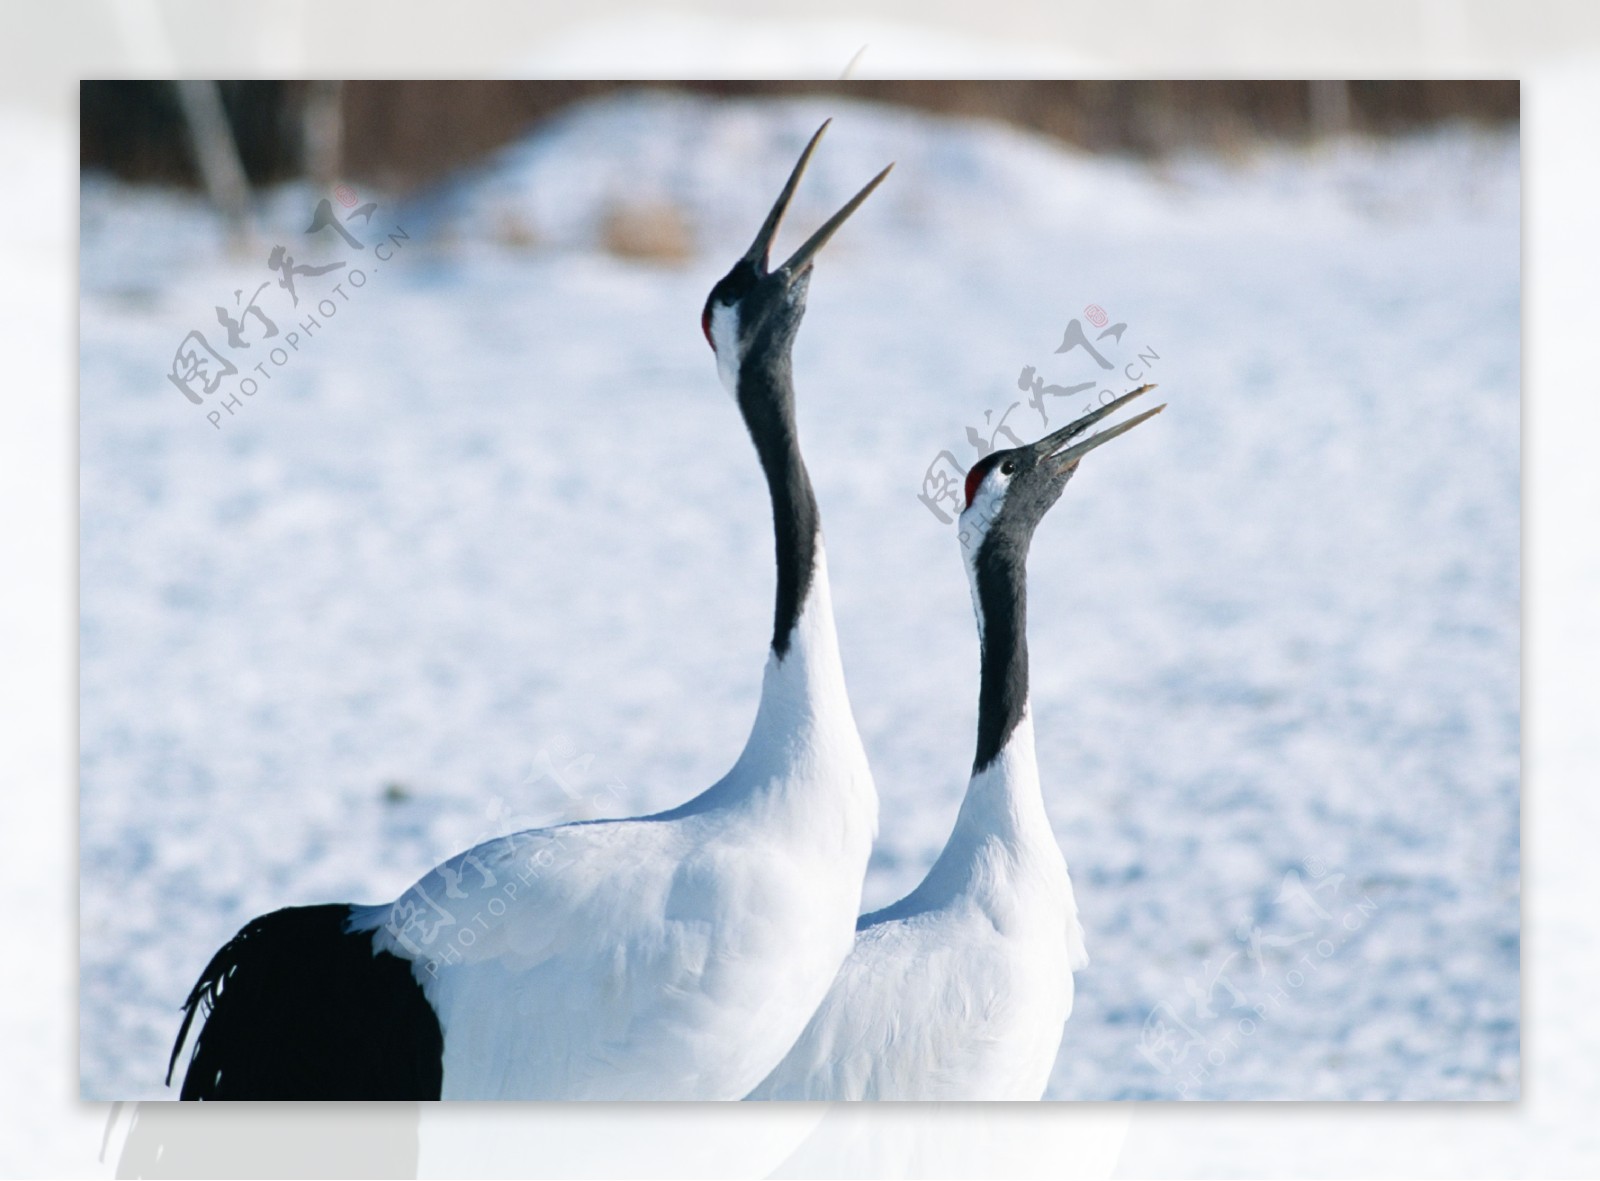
[352, 547, 877, 1099]
[749, 709, 1087, 1100]
[709, 303, 742, 398]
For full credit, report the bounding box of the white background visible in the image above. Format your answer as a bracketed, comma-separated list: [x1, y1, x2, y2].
[4, 0, 1596, 1175]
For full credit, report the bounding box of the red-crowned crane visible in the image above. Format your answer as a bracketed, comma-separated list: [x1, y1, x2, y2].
[750, 386, 1164, 1100]
[169, 122, 890, 1100]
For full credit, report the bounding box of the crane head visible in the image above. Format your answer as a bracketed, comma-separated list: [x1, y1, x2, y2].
[701, 119, 893, 388]
[960, 385, 1166, 556]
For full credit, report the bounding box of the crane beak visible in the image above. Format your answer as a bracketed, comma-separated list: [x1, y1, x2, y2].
[777, 162, 894, 277]
[743, 119, 894, 278]
[1035, 384, 1166, 474]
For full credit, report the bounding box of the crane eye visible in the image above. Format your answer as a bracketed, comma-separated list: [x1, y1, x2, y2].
[1000, 459, 1016, 475]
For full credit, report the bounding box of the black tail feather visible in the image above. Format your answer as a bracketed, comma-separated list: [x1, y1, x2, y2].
[169, 903, 444, 1100]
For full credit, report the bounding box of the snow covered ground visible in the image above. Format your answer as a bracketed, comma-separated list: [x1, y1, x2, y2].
[79, 91, 1519, 1102]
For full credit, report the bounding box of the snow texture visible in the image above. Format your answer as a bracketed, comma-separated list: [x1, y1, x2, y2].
[79, 91, 1519, 1101]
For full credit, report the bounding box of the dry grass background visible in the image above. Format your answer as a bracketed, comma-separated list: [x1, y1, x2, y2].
[81, 79, 1519, 192]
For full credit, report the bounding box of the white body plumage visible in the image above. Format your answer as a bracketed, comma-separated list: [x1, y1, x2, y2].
[749, 711, 1085, 1101]
[353, 559, 877, 1100]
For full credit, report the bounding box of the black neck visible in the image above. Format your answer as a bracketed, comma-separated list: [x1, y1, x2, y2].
[737, 345, 819, 660]
[971, 528, 1030, 775]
